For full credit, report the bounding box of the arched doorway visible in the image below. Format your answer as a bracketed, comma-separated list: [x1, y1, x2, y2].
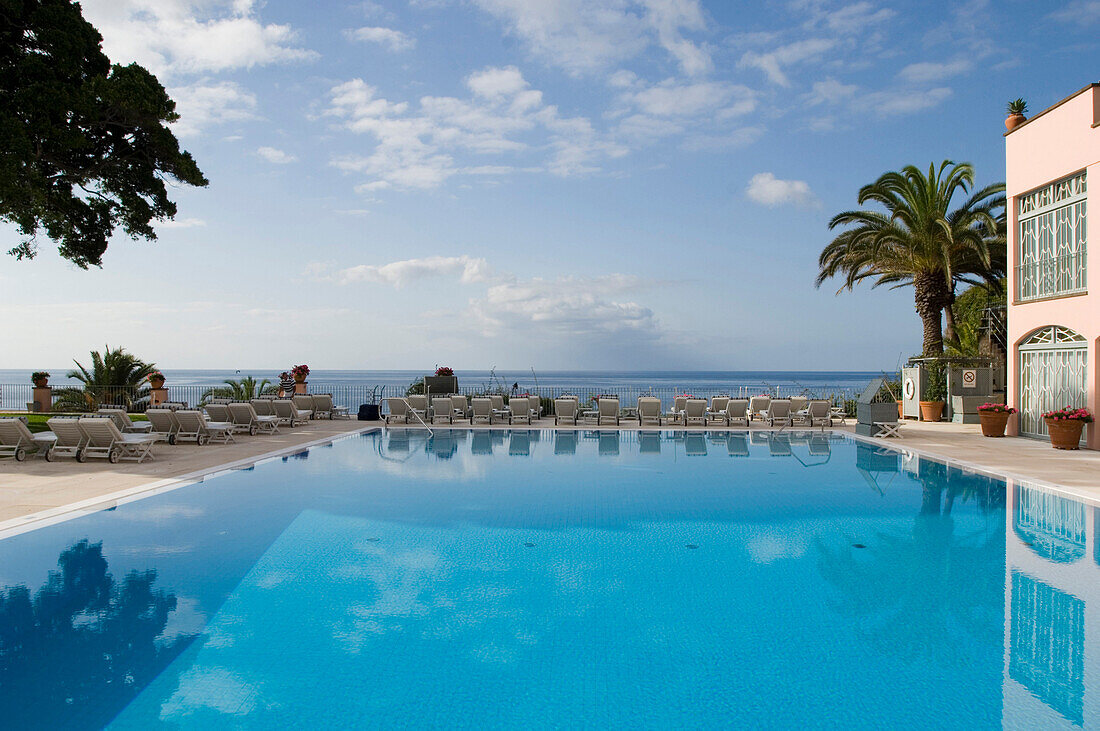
[1017, 325, 1087, 437]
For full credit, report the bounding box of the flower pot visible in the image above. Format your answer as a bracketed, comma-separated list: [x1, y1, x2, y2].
[294, 375, 306, 384]
[150, 377, 165, 389]
[1044, 418, 1085, 449]
[897, 400, 903, 420]
[979, 411, 1010, 437]
[33, 378, 48, 388]
[1005, 113, 1026, 132]
[919, 400, 945, 422]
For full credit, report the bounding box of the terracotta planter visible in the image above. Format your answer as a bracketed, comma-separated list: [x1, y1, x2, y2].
[1005, 113, 1026, 132]
[919, 400, 945, 422]
[149, 377, 165, 389]
[897, 400, 903, 419]
[33, 378, 48, 388]
[294, 374, 306, 384]
[1045, 418, 1085, 450]
[979, 411, 1010, 437]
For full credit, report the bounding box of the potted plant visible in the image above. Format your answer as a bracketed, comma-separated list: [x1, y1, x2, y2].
[977, 403, 1016, 437]
[148, 370, 165, 389]
[1005, 98, 1027, 132]
[1042, 406, 1093, 450]
[290, 364, 310, 383]
[424, 366, 458, 395]
[32, 371, 50, 388]
[919, 362, 946, 422]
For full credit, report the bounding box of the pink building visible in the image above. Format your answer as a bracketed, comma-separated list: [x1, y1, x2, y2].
[1005, 83, 1098, 448]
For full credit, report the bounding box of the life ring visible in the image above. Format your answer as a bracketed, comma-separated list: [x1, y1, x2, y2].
[903, 378, 915, 399]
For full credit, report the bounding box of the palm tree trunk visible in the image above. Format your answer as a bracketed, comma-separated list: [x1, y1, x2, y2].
[913, 271, 949, 355]
[943, 301, 957, 346]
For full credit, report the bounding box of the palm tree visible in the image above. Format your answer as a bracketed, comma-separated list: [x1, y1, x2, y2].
[200, 376, 275, 404]
[816, 161, 1005, 354]
[53, 346, 157, 411]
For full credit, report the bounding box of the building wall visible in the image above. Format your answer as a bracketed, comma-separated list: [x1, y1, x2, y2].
[1005, 85, 1100, 448]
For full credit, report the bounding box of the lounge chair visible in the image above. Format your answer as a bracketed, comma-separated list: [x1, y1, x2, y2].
[667, 396, 687, 425]
[470, 397, 493, 425]
[450, 394, 469, 420]
[204, 403, 231, 423]
[749, 395, 771, 422]
[431, 397, 454, 424]
[684, 398, 707, 426]
[0, 418, 56, 461]
[706, 397, 730, 425]
[292, 394, 317, 419]
[407, 395, 429, 421]
[145, 408, 181, 443]
[723, 399, 750, 426]
[789, 396, 809, 415]
[598, 397, 620, 426]
[96, 408, 154, 434]
[314, 393, 349, 419]
[78, 417, 157, 463]
[489, 395, 506, 418]
[528, 396, 541, 420]
[273, 399, 311, 426]
[46, 417, 88, 461]
[175, 409, 234, 444]
[228, 402, 280, 435]
[384, 398, 409, 425]
[637, 397, 662, 426]
[554, 398, 578, 425]
[762, 399, 792, 427]
[508, 397, 531, 425]
[806, 399, 832, 428]
[250, 399, 277, 418]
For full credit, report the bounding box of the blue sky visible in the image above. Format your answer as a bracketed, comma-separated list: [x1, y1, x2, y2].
[2, 0, 1097, 371]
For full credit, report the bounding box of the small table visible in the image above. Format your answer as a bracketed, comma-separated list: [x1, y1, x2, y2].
[873, 421, 903, 438]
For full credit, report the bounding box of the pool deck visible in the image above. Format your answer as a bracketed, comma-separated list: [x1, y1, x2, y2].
[2, 417, 1099, 536]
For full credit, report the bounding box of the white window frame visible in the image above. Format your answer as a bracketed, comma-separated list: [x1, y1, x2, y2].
[1016, 171, 1087, 302]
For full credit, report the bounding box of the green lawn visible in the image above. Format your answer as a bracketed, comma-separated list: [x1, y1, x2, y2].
[1, 413, 148, 433]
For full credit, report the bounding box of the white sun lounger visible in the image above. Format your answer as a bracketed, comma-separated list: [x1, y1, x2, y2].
[508, 397, 530, 425]
[449, 394, 469, 420]
[96, 408, 154, 434]
[431, 397, 454, 424]
[637, 397, 662, 426]
[407, 395, 429, 421]
[469, 397, 492, 424]
[762, 399, 792, 427]
[385, 398, 410, 425]
[706, 397, 730, 426]
[749, 395, 771, 422]
[175, 409, 234, 444]
[722, 399, 750, 426]
[250, 399, 277, 418]
[78, 417, 157, 463]
[228, 402, 280, 435]
[204, 403, 231, 423]
[46, 417, 88, 461]
[598, 397, 620, 426]
[273, 399, 311, 426]
[0, 418, 57, 461]
[683, 398, 707, 426]
[554, 398, 578, 425]
[311, 393, 336, 420]
[292, 395, 317, 419]
[667, 396, 687, 425]
[145, 408, 181, 443]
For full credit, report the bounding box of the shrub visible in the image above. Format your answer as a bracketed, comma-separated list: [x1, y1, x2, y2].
[1041, 407, 1093, 423]
[977, 403, 1016, 414]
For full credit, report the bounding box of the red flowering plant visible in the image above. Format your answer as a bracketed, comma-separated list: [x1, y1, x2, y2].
[1041, 406, 1094, 423]
[677, 394, 695, 399]
[435, 366, 454, 377]
[147, 370, 165, 382]
[977, 403, 1016, 414]
[290, 364, 310, 380]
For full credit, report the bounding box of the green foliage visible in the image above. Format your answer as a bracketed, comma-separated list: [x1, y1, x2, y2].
[817, 161, 1005, 354]
[1006, 98, 1027, 115]
[877, 379, 902, 402]
[53, 345, 155, 410]
[406, 378, 425, 396]
[0, 0, 208, 268]
[946, 282, 1006, 356]
[200, 376, 276, 404]
[922, 361, 947, 402]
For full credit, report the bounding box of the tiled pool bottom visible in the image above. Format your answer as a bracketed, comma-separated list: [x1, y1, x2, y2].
[0, 429, 1094, 729]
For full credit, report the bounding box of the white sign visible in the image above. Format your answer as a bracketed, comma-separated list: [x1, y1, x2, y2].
[962, 369, 977, 388]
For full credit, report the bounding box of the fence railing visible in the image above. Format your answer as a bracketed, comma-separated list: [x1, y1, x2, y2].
[1, 383, 863, 414]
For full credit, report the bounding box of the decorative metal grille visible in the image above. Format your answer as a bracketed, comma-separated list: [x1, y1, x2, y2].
[1018, 327, 1087, 438]
[1014, 485, 1087, 562]
[1016, 172, 1087, 301]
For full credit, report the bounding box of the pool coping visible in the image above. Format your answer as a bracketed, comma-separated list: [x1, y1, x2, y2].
[1, 424, 1095, 540]
[0, 425, 381, 541]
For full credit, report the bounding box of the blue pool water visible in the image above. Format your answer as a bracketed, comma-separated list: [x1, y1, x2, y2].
[0, 429, 1094, 729]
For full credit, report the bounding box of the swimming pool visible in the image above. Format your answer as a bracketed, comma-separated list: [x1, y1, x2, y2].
[0, 429, 1095, 729]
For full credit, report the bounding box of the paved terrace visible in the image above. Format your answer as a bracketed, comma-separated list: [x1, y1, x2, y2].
[2, 418, 1099, 535]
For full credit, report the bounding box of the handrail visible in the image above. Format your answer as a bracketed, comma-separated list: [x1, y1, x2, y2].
[390, 397, 433, 436]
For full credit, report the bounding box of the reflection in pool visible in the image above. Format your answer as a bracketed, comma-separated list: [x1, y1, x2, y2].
[0, 429, 1094, 729]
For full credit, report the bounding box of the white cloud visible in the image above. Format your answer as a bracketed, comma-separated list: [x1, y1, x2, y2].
[320, 256, 493, 288]
[897, 59, 972, 84]
[81, 0, 317, 78]
[169, 81, 258, 137]
[158, 217, 207, 229]
[855, 86, 953, 117]
[1050, 0, 1100, 25]
[804, 78, 859, 106]
[745, 172, 818, 208]
[257, 146, 297, 164]
[738, 38, 835, 86]
[470, 0, 711, 75]
[345, 26, 416, 51]
[325, 69, 623, 190]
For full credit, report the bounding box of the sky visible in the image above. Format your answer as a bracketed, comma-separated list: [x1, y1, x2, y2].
[2, 0, 1097, 371]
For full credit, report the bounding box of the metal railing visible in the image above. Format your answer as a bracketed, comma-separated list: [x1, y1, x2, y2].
[1015, 253, 1087, 301]
[1, 382, 863, 415]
